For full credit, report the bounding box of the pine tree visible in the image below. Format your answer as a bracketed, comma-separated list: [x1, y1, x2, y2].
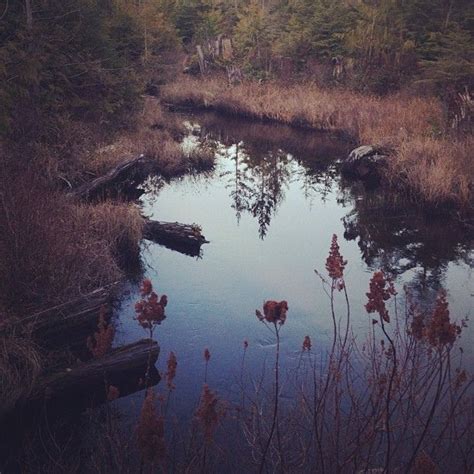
[233, 0, 277, 75]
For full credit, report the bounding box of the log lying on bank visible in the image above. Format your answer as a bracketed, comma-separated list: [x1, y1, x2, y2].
[143, 219, 209, 257]
[69, 155, 153, 202]
[32, 339, 160, 403]
[7, 283, 122, 349]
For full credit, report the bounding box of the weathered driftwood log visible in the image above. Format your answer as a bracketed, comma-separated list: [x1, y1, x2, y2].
[143, 219, 209, 257]
[7, 283, 122, 349]
[32, 339, 159, 403]
[69, 155, 153, 201]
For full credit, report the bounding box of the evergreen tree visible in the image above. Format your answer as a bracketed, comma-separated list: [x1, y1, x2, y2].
[233, 0, 277, 75]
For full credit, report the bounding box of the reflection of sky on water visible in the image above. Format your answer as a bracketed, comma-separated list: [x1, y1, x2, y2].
[116, 112, 473, 419]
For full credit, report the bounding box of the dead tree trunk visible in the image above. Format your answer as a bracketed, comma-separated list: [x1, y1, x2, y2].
[197, 45, 206, 74]
[25, 0, 32, 29]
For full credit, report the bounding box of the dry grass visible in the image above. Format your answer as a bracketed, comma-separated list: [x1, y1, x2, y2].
[0, 97, 213, 312]
[0, 166, 144, 313]
[162, 77, 442, 144]
[393, 136, 474, 206]
[162, 77, 472, 207]
[7, 97, 190, 188]
[140, 96, 185, 137]
[85, 97, 214, 179]
[0, 337, 42, 416]
[0, 143, 145, 419]
[11, 118, 101, 186]
[73, 201, 144, 269]
[0, 183, 144, 414]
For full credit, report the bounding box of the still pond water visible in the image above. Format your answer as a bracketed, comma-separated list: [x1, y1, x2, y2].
[117, 111, 473, 417]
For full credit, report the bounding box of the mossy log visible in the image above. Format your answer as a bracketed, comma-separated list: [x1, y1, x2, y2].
[69, 155, 153, 201]
[143, 219, 209, 257]
[32, 339, 159, 403]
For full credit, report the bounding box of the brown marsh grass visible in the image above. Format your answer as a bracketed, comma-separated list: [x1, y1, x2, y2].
[162, 78, 442, 142]
[6, 96, 204, 189]
[86, 97, 214, 179]
[0, 167, 143, 313]
[0, 337, 41, 417]
[73, 201, 144, 269]
[162, 77, 473, 207]
[394, 136, 474, 206]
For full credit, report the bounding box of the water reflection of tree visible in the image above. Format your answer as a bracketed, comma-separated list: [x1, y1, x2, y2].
[296, 162, 338, 205]
[223, 142, 292, 238]
[226, 143, 252, 223]
[251, 150, 292, 239]
[184, 113, 472, 298]
[194, 111, 348, 238]
[340, 181, 473, 297]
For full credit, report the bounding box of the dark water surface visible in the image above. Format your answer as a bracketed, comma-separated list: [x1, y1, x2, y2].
[116, 111, 473, 417]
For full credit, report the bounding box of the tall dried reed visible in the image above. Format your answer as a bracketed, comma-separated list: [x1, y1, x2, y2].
[87, 305, 115, 359]
[162, 78, 441, 143]
[137, 389, 167, 470]
[255, 300, 288, 472]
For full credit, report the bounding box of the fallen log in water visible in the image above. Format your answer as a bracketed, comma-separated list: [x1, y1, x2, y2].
[69, 155, 153, 201]
[32, 339, 159, 403]
[143, 219, 209, 257]
[6, 283, 122, 349]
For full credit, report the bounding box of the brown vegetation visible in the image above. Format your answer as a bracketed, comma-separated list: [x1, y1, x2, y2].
[0, 173, 143, 409]
[137, 389, 167, 467]
[0, 94, 214, 318]
[85, 97, 215, 179]
[0, 337, 41, 417]
[0, 171, 143, 313]
[0, 90, 214, 423]
[241, 238, 472, 473]
[162, 78, 441, 141]
[74, 201, 144, 268]
[394, 135, 474, 206]
[162, 77, 473, 207]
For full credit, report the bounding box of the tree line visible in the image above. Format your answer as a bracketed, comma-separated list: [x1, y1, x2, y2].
[0, 0, 472, 140]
